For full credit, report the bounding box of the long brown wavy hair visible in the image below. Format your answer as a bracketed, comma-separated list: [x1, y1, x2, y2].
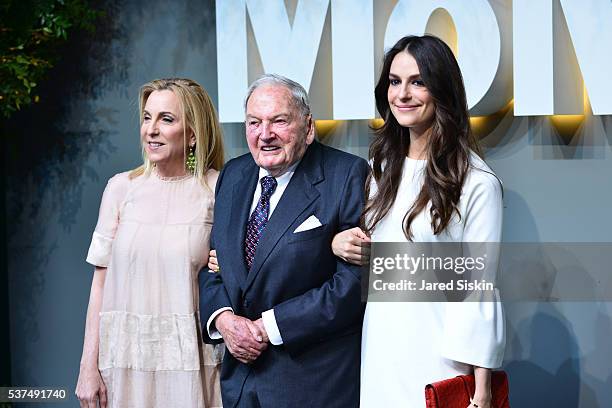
[363, 35, 481, 239]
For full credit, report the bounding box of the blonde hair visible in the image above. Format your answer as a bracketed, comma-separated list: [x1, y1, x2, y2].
[130, 78, 225, 184]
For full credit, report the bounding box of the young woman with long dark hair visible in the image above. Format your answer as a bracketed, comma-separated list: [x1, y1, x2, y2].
[333, 35, 505, 407]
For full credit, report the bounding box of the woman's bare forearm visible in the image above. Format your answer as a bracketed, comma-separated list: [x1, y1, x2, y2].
[79, 267, 107, 369]
[472, 366, 492, 406]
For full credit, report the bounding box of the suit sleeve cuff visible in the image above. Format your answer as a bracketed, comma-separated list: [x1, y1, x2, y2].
[262, 309, 284, 345]
[207, 307, 233, 339]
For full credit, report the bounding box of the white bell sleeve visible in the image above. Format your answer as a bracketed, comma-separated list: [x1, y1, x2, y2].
[441, 169, 506, 368]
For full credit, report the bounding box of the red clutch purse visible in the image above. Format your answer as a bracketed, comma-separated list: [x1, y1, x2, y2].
[425, 371, 510, 408]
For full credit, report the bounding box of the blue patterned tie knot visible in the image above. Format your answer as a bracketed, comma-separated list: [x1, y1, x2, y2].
[244, 176, 278, 270]
[260, 176, 277, 200]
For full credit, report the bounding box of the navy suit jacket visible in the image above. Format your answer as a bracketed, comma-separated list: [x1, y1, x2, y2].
[199, 141, 368, 407]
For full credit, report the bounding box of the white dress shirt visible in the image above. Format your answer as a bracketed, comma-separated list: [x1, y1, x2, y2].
[206, 161, 300, 345]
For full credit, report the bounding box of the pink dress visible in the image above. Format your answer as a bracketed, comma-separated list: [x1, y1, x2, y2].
[86, 170, 223, 407]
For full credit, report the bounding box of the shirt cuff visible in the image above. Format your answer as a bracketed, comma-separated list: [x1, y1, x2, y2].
[262, 309, 284, 345]
[207, 307, 234, 339]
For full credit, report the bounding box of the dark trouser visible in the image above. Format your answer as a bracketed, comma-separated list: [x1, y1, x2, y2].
[237, 374, 262, 408]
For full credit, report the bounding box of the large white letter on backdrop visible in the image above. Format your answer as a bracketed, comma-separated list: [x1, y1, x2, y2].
[514, 0, 582, 115]
[216, 0, 248, 123]
[384, 0, 502, 114]
[216, 0, 329, 122]
[246, 0, 328, 91]
[561, 0, 612, 115]
[514, 0, 612, 115]
[513, 0, 555, 115]
[331, 0, 375, 119]
[217, 0, 376, 122]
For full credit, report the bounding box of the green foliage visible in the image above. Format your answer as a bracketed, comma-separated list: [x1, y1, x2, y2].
[0, 0, 102, 118]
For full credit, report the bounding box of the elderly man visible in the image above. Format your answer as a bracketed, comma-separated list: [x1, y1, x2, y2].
[199, 74, 368, 407]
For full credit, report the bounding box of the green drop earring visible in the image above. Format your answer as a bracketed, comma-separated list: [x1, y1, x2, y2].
[186, 145, 196, 173]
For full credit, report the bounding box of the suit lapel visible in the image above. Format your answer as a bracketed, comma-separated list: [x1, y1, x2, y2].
[225, 161, 258, 287]
[244, 142, 325, 293]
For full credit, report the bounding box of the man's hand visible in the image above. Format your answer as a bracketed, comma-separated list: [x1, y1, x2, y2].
[253, 318, 270, 343]
[215, 311, 268, 363]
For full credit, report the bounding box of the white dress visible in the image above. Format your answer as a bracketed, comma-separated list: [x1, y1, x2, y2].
[86, 170, 223, 408]
[360, 155, 506, 407]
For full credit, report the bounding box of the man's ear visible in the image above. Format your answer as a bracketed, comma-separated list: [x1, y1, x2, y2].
[305, 115, 315, 144]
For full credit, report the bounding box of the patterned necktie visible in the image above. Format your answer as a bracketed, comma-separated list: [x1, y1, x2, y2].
[244, 176, 278, 270]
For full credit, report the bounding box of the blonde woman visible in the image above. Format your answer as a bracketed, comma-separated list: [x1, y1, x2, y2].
[76, 78, 225, 407]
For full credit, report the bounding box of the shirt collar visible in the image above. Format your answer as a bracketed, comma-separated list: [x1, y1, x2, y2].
[257, 159, 301, 185]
